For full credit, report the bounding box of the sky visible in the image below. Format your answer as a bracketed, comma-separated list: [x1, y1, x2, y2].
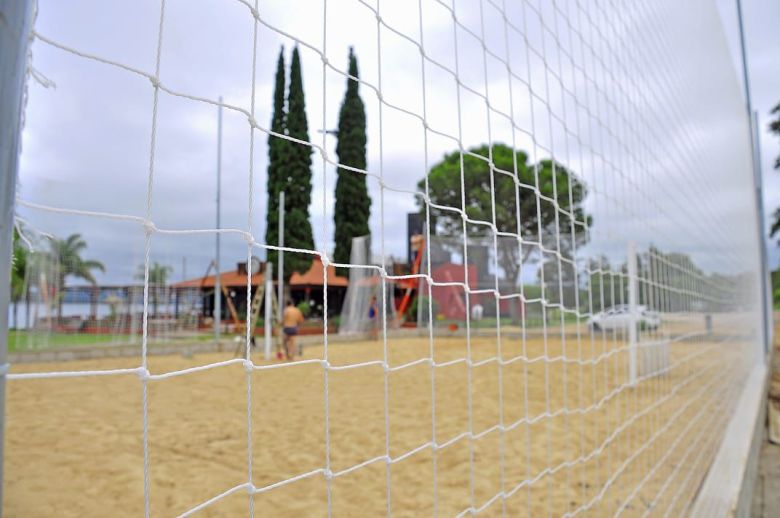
[15, 0, 778, 288]
[715, 0, 780, 268]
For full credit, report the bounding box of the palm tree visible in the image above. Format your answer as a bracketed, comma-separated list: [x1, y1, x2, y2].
[136, 262, 173, 317]
[49, 234, 105, 319]
[11, 228, 28, 329]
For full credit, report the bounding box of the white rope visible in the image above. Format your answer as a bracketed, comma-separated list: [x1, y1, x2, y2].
[140, 2, 167, 515]
[244, 2, 260, 515]
[320, 2, 334, 515]
[11, 1, 761, 516]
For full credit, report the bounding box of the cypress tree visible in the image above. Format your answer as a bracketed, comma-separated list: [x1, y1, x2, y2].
[265, 47, 286, 269]
[333, 48, 370, 267]
[281, 46, 315, 276]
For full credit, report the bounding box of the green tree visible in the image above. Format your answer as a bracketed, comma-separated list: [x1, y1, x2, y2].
[419, 143, 590, 288]
[136, 262, 173, 317]
[49, 234, 105, 318]
[770, 102, 780, 170]
[280, 45, 315, 277]
[333, 48, 371, 267]
[265, 47, 287, 270]
[11, 228, 28, 329]
[769, 102, 780, 241]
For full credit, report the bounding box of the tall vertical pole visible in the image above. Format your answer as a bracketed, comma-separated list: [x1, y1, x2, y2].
[753, 111, 772, 348]
[214, 96, 223, 345]
[627, 241, 638, 385]
[0, 2, 35, 514]
[278, 190, 285, 322]
[736, 0, 770, 357]
[264, 262, 273, 360]
[750, 111, 775, 355]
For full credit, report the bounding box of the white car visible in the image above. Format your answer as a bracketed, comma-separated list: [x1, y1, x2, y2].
[588, 305, 660, 331]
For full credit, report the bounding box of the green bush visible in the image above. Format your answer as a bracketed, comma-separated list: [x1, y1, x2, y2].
[297, 301, 311, 317]
[407, 296, 440, 322]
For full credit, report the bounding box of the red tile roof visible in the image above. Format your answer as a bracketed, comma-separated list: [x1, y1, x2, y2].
[172, 270, 264, 289]
[290, 259, 348, 287]
[171, 259, 347, 289]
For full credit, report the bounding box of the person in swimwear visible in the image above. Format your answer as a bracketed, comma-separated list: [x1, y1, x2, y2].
[282, 299, 304, 360]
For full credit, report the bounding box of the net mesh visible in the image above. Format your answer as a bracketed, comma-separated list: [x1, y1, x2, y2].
[5, 0, 764, 516]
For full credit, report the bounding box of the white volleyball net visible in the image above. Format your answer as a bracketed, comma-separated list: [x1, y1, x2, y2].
[3, 0, 765, 516]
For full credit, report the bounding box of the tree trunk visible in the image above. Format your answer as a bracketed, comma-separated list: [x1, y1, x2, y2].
[25, 285, 30, 329]
[57, 281, 64, 322]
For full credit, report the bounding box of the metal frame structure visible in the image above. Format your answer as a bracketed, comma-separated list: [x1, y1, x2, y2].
[0, 2, 35, 514]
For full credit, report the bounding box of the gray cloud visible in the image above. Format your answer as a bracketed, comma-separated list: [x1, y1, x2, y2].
[16, 0, 772, 294]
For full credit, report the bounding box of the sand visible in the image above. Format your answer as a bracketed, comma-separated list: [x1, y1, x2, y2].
[4, 329, 750, 517]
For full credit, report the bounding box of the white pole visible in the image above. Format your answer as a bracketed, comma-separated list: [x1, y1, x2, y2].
[736, 0, 771, 358]
[278, 190, 285, 322]
[214, 96, 223, 345]
[265, 262, 273, 360]
[627, 241, 638, 385]
[0, 1, 35, 513]
[753, 111, 772, 349]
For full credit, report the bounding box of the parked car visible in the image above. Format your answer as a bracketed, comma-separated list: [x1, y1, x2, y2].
[587, 305, 660, 331]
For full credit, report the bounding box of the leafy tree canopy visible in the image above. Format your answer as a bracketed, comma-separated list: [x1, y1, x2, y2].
[333, 47, 370, 267]
[48, 233, 105, 318]
[265, 47, 287, 270]
[280, 46, 315, 277]
[769, 102, 780, 241]
[418, 143, 590, 286]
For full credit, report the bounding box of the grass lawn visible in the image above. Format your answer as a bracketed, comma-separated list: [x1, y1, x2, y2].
[7, 331, 121, 352]
[6, 330, 214, 352]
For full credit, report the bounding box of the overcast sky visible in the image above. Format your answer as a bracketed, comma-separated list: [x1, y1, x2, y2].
[715, 0, 780, 268]
[15, 0, 777, 287]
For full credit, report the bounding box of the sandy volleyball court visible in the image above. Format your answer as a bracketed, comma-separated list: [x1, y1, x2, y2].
[5, 331, 747, 517]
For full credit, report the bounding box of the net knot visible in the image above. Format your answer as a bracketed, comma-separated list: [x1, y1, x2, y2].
[320, 255, 331, 268]
[148, 76, 161, 88]
[243, 360, 254, 372]
[323, 469, 334, 481]
[143, 220, 157, 234]
[136, 367, 151, 381]
[247, 115, 259, 129]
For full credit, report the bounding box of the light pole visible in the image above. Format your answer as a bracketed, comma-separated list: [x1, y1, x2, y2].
[0, 2, 35, 513]
[736, 0, 771, 356]
[215, 96, 223, 344]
